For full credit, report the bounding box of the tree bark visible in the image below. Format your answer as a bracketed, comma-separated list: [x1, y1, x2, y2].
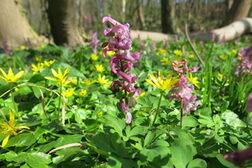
[224, 0, 251, 25]
[0, 0, 45, 49]
[131, 18, 252, 42]
[161, 0, 174, 33]
[137, 0, 146, 30]
[47, 0, 84, 46]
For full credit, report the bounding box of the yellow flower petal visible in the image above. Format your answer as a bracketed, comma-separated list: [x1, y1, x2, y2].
[2, 134, 11, 147]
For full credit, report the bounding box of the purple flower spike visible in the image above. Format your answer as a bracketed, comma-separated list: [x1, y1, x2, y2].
[236, 46, 252, 76]
[247, 93, 252, 112]
[102, 16, 141, 124]
[91, 32, 99, 54]
[169, 61, 200, 116]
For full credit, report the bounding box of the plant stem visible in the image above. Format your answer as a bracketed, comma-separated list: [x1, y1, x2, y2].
[57, 86, 62, 122]
[180, 102, 183, 128]
[10, 90, 19, 119]
[151, 91, 163, 127]
[62, 97, 66, 126]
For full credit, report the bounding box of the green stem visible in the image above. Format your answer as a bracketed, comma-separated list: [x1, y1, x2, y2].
[57, 86, 62, 122]
[180, 102, 183, 128]
[151, 91, 163, 127]
[10, 89, 19, 119]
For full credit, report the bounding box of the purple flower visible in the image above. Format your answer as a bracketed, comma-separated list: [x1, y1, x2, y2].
[224, 146, 252, 166]
[169, 75, 200, 116]
[2, 41, 12, 56]
[91, 32, 99, 54]
[235, 46, 252, 76]
[150, 42, 156, 52]
[172, 60, 199, 74]
[102, 16, 141, 124]
[247, 93, 252, 112]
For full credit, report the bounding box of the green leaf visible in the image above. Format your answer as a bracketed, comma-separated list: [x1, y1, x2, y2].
[229, 136, 238, 145]
[55, 134, 83, 147]
[140, 140, 170, 166]
[170, 132, 196, 168]
[198, 115, 214, 127]
[25, 152, 51, 168]
[4, 151, 51, 168]
[126, 126, 148, 138]
[31, 86, 41, 98]
[216, 153, 238, 168]
[144, 131, 156, 147]
[103, 115, 125, 136]
[6, 133, 36, 147]
[74, 108, 87, 124]
[183, 115, 198, 127]
[188, 159, 207, 168]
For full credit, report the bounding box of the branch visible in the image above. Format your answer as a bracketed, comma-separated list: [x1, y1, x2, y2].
[184, 24, 205, 66]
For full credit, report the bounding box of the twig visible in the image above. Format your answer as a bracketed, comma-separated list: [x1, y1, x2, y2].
[184, 24, 205, 66]
[48, 143, 83, 154]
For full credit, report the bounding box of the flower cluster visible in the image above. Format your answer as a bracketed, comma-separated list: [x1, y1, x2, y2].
[31, 60, 55, 73]
[102, 16, 141, 124]
[169, 61, 200, 116]
[235, 46, 252, 76]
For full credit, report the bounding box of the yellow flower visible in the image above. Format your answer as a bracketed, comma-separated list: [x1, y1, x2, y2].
[79, 89, 87, 97]
[95, 64, 105, 72]
[91, 54, 99, 61]
[107, 51, 115, 57]
[97, 74, 110, 87]
[0, 109, 29, 147]
[217, 73, 224, 80]
[0, 68, 25, 83]
[188, 54, 195, 58]
[161, 58, 172, 66]
[31, 63, 44, 73]
[62, 88, 75, 98]
[43, 60, 55, 67]
[219, 55, 227, 60]
[68, 77, 77, 85]
[98, 51, 103, 56]
[232, 49, 237, 54]
[186, 73, 200, 88]
[19, 45, 29, 50]
[40, 44, 46, 49]
[97, 111, 103, 118]
[157, 48, 166, 56]
[173, 50, 183, 56]
[35, 56, 42, 62]
[45, 68, 70, 87]
[81, 79, 95, 86]
[146, 71, 179, 91]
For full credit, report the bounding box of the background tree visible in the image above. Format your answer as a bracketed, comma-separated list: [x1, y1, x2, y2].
[224, 0, 251, 25]
[47, 0, 84, 46]
[161, 0, 174, 33]
[0, 0, 45, 48]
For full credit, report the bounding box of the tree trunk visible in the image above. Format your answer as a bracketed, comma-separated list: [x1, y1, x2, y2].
[137, 0, 146, 30]
[0, 0, 45, 49]
[47, 0, 84, 46]
[224, 0, 251, 25]
[131, 18, 252, 42]
[161, 0, 174, 33]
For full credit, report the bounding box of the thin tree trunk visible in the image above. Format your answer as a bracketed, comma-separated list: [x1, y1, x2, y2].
[0, 0, 45, 49]
[223, 0, 251, 25]
[137, 0, 146, 30]
[161, 0, 174, 33]
[47, 0, 84, 46]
